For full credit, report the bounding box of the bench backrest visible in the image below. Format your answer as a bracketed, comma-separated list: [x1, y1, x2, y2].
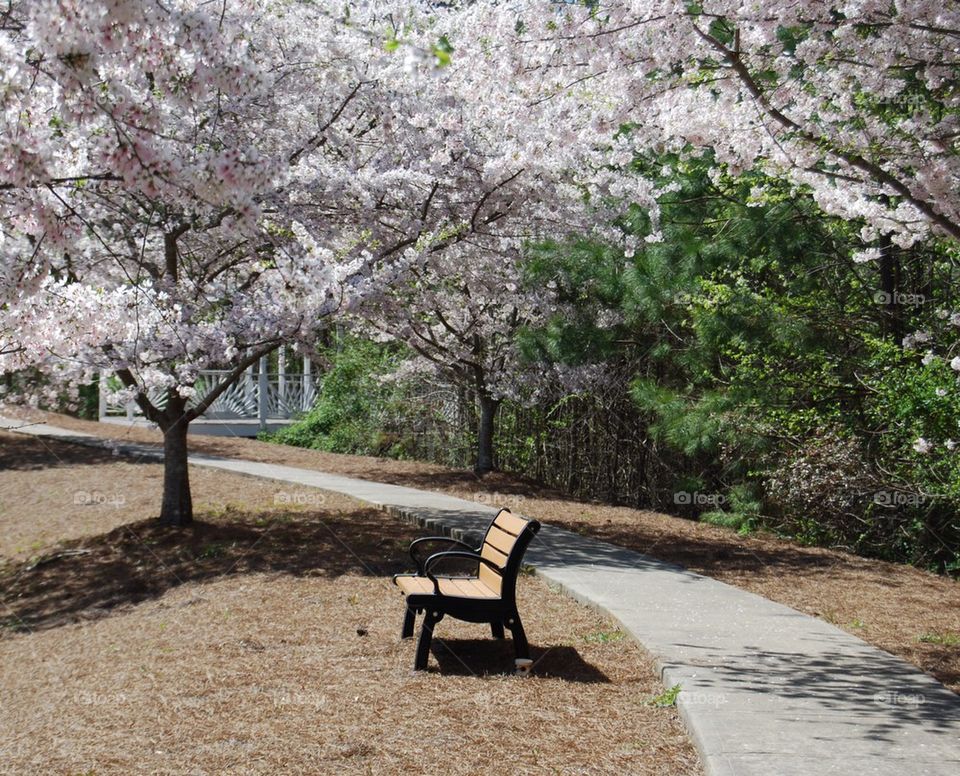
[478, 508, 540, 601]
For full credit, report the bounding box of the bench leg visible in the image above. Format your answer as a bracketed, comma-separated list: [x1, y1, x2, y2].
[491, 621, 505, 639]
[415, 611, 442, 671]
[507, 614, 529, 660]
[401, 605, 416, 639]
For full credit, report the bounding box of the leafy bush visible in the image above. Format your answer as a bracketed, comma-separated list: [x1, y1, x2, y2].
[858, 339, 960, 570]
[701, 484, 762, 535]
[267, 339, 406, 456]
[765, 431, 882, 548]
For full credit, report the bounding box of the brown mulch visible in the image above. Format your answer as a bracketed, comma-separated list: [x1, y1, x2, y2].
[0, 431, 701, 775]
[7, 409, 960, 695]
[0, 431, 288, 560]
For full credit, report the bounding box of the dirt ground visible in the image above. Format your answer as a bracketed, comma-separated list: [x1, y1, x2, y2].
[0, 430, 700, 775]
[7, 409, 960, 695]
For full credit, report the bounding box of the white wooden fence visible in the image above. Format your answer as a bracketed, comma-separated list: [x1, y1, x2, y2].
[99, 355, 317, 430]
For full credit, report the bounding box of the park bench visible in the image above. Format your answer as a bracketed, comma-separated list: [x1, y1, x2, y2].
[393, 508, 541, 671]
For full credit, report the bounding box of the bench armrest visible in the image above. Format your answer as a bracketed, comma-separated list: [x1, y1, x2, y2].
[424, 550, 501, 595]
[409, 536, 479, 574]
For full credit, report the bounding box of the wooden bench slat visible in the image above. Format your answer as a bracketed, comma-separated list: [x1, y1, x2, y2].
[494, 510, 529, 536]
[481, 542, 509, 569]
[479, 564, 502, 595]
[475, 577, 499, 596]
[484, 525, 518, 556]
[445, 578, 473, 598]
[450, 579, 495, 598]
[458, 579, 498, 598]
[395, 576, 431, 596]
[395, 575, 498, 599]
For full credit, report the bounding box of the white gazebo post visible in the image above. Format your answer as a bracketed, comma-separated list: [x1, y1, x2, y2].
[98, 372, 108, 420]
[302, 354, 313, 412]
[277, 349, 286, 415]
[243, 364, 255, 414]
[258, 355, 269, 431]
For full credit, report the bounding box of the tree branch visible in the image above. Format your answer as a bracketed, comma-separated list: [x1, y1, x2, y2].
[691, 23, 960, 241]
[186, 342, 280, 421]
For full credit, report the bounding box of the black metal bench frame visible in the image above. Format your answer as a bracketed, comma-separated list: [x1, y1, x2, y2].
[393, 509, 541, 671]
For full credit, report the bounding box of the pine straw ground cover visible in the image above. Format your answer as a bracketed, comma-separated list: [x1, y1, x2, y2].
[0, 432, 701, 776]
[10, 410, 960, 696]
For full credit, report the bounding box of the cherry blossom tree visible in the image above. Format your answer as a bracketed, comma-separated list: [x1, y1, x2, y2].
[330, 1, 664, 473]
[437, 1, 959, 309]
[433, 0, 960, 460]
[0, 0, 633, 523]
[1, 0, 388, 523]
[481, 1, 960, 243]
[358, 246, 559, 473]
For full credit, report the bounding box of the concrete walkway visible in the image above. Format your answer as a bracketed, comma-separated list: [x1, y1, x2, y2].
[3, 417, 960, 776]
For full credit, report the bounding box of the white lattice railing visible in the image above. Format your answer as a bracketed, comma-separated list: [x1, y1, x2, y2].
[100, 359, 317, 424]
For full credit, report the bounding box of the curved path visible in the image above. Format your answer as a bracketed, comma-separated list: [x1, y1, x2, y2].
[3, 417, 960, 776]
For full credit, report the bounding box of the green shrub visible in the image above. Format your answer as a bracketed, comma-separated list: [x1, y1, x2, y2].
[700, 484, 762, 535]
[266, 338, 403, 456]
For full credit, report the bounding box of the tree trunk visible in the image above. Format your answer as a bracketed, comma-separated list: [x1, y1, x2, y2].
[476, 393, 499, 475]
[159, 414, 193, 526]
[878, 234, 904, 343]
